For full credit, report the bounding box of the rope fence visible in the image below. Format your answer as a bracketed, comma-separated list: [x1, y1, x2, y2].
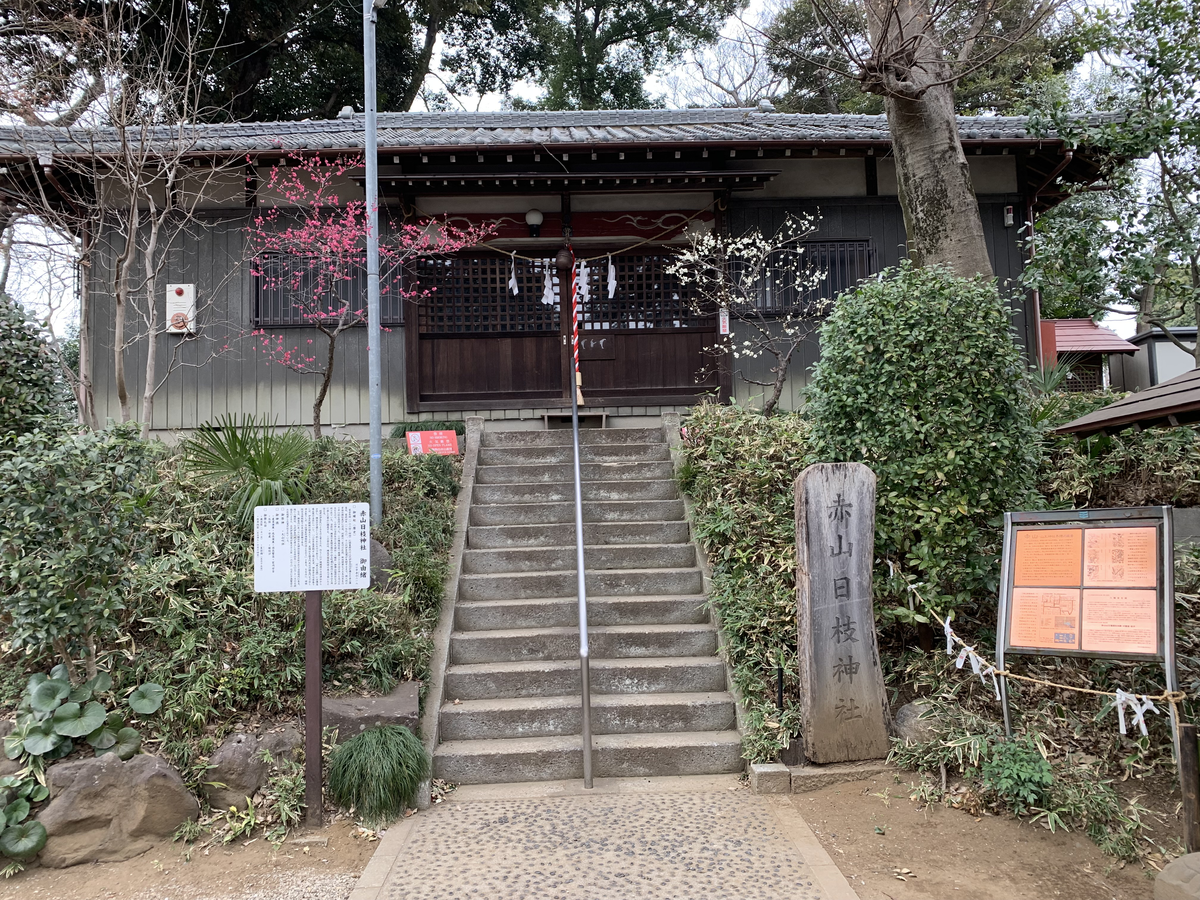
[905, 580, 1187, 738]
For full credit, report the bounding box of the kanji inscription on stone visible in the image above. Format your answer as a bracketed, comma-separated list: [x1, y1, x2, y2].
[796, 462, 890, 763]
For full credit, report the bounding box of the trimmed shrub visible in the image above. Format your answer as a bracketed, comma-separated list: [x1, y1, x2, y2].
[0, 423, 158, 677]
[806, 262, 1041, 619]
[327, 725, 429, 827]
[0, 292, 61, 440]
[678, 402, 810, 761]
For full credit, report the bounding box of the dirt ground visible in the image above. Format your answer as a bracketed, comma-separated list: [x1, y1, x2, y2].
[798, 774, 1159, 900]
[0, 818, 376, 900]
[1, 775, 1167, 900]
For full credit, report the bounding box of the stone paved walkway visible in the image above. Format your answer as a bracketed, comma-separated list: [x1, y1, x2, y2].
[349, 776, 857, 900]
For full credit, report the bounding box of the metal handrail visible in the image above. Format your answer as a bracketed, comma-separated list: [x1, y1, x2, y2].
[562, 247, 594, 788]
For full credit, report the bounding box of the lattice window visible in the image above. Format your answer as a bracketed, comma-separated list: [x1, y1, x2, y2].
[1064, 359, 1104, 392]
[253, 253, 404, 327]
[735, 240, 875, 317]
[411, 256, 561, 335]
[580, 254, 710, 332]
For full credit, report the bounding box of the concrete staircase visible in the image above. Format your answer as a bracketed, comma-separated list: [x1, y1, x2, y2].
[432, 426, 743, 784]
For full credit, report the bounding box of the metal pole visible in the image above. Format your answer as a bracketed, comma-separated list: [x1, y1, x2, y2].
[997, 512, 1014, 738]
[364, 0, 384, 526]
[557, 247, 593, 788]
[305, 589, 323, 827]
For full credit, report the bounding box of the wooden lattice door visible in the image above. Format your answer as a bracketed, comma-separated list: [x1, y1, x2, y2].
[574, 253, 720, 403]
[405, 255, 566, 410]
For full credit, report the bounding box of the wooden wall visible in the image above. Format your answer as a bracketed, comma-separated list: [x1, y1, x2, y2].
[87, 212, 408, 432]
[85, 193, 1033, 429]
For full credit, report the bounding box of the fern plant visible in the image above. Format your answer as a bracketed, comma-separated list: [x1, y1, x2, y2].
[327, 726, 429, 828]
[184, 415, 310, 527]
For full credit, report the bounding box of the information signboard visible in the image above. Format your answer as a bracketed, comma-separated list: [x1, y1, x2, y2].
[253, 503, 371, 593]
[996, 506, 1178, 738]
[999, 508, 1172, 662]
[406, 430, 460, 456]
[252, 501, 371, 826]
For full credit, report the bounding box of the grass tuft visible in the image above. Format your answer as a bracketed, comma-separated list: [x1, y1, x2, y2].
[327, 725, 430, 827]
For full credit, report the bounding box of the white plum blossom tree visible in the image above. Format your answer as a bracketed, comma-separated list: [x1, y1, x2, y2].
[669, 214, 830, 415]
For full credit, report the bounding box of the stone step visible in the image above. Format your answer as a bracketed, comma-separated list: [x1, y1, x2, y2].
[481, 428, 664, 448]
[449, 624, 718, 665]
[443, 656, 728, 700]
[438, 692, 737, 741]
[467, 521, 691, 549]
[478, 444, 670, 466]
[469, 500, 686, 527]
[458, 567, 703, 602]
[472, 480, 678, 504]
[476, 460, 676, 485]
[433, 730, 744, 783]
[454, 595, 709, 631]
[461, 543, 696, 575]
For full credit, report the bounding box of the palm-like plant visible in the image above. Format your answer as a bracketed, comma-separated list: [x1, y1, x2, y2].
[184, 415, 311, 527]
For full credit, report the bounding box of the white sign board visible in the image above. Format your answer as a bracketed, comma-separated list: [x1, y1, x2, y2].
[254, 503, 371, 592]
[166, 283, 197, 334]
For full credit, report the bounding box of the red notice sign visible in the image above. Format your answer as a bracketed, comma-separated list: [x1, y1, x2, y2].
[406, 430, 460, 456]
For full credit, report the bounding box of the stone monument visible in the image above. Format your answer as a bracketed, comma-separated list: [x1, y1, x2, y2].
[795, 462, 891, 763]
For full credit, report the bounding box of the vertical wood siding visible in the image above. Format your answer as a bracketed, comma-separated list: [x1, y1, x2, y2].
[86, 195, 1032, 425]
[88, 213, 408, 431]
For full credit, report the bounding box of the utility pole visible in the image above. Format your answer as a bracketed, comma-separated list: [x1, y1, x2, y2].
[364, 0, 385, 525]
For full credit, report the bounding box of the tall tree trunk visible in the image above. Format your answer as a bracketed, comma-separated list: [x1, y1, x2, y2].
[113, 205, 139, 422]
[865, 0, 993, 278]
[401, 1, 443, 111]
[77, 226, 97, 428]
[139, 213, 160, 439]
[885, 88, 993, 278]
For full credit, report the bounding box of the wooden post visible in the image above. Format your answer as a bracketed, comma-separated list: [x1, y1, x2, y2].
[1180, 723, 1200, 853]
[305, 589, 323, 828]
[796, 462, 891, 763]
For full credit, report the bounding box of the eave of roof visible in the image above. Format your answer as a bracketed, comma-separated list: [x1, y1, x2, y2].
[1128, 327, 1199, 345]
[1054, 368, 1200, 436]
[0, 109, 1124, 160]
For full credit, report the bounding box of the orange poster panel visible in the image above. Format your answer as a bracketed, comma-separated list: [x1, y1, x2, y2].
[1013, 528, 1083, 587]
[1080, 589, 1158, 655]
[1083, 527, 1157, 589]
[1008, 588, 1081, 651]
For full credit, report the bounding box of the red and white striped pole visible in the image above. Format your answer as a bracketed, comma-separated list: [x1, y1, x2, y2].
[569, 246, 584, 406]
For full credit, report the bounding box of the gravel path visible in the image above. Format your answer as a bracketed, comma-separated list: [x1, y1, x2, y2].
[369, 790, 828, 900]
[134, 873, 359, 900]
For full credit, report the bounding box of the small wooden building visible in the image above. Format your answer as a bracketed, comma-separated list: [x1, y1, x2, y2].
[1113, 327, 1198, 392]
[0, 110, 1109, 434]
[1040, 318, 1139, 392]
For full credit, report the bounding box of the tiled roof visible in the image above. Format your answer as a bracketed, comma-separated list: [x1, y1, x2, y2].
[0, 110, 1122, 158]
[1052, 319, 1139, 354]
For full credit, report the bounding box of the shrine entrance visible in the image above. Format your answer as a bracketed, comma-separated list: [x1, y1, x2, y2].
[404, 249, 722, 412]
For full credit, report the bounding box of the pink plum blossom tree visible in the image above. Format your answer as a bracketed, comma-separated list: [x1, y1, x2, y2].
[247, 154, 489, 436]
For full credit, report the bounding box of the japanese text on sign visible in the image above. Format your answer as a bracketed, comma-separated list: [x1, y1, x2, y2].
[406, 430, 460, 456]
[1005, 522, 1161, 658]
[254, 503, 371, 592]
[796, 462, 891, 763]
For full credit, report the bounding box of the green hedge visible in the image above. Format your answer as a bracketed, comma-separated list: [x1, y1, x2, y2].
[806, 262, 1041, 619]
